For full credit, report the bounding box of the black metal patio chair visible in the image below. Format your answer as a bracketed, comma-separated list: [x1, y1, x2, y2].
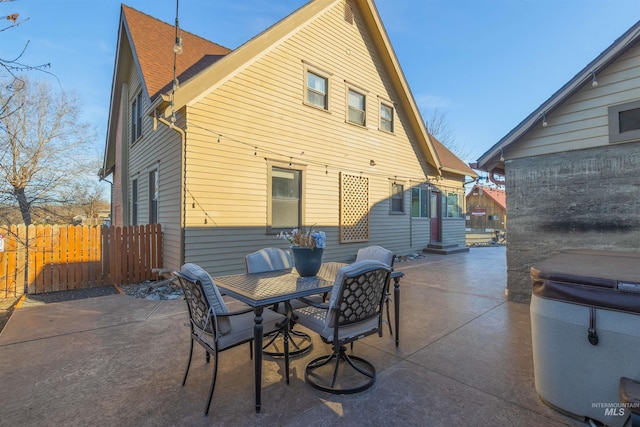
[245, 248, 313, 359]
[355, 245, 395, 336]
[174, 263, 288, 415]
[293, 260, 391, 394]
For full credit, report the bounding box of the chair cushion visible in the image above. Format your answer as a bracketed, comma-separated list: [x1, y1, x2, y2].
[356, 245, 394, 266]
[294, 305, 380, 342]
[245, 248, 293, 274]
[296, 260, 389, 339]
[216, 308, 286, 350]
[180, 263, 230, 335]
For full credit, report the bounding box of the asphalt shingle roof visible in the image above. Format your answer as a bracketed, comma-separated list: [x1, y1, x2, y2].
[122, 5, 231, 101]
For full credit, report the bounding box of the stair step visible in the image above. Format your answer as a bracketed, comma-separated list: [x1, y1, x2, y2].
[422, 243, 470, 255]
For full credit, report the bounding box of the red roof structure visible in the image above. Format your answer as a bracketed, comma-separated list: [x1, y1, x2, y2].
[122, 5, 231, 100]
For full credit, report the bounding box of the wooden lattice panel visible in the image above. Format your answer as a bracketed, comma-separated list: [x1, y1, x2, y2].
[340, 173, 369, 243]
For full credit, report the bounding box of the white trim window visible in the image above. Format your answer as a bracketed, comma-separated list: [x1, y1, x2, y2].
[269, 165, 304, 232]
[348, 89, 366, 126]
[380, 102, 394, 133]
[306, 71, 328, 110]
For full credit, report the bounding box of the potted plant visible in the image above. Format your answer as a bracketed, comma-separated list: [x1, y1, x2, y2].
[278, 227, 326, 277]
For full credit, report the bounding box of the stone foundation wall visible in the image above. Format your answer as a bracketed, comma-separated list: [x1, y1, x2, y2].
[505, 142, 640, 303]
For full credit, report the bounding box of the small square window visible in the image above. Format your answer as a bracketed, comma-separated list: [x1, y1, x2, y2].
[619, 108, 640, 133]
[608, 100, 640, 143]
[380, 103, 394, 133]
[348, 89, 366, 126]
[306, 71, 328, 109]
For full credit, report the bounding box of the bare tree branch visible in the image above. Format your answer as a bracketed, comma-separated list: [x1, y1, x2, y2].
[0, 76, 100, 225]
[424, 108, 472, 160]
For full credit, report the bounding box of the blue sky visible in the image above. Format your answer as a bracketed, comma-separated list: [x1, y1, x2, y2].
[2, 0, 640, 165]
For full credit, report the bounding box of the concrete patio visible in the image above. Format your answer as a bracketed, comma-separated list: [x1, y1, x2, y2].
[0, 247, 588, 426]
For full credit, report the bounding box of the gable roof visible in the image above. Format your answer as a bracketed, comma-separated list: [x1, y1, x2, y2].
[121, 5, 231, 101]
[467, 184, 505, 210]
[105, 0, 475, 179]
[476, 20, 640, 172]
[429, 134, 476, 177]
[152, 0, 474, 177]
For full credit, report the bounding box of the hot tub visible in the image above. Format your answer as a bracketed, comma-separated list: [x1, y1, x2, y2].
[530, 250, 640, 427]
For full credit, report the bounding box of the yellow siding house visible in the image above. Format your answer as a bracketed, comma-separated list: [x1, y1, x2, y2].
[101, 0, 476, 275]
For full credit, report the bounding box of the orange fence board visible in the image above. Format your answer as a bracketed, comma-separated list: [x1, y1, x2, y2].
[0, 224, 162, 296]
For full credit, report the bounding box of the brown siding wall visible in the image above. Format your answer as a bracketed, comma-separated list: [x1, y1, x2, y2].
[466, 190, 506, 230]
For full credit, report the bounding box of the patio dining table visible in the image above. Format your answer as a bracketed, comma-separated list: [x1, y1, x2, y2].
[213, 262, 345, 413]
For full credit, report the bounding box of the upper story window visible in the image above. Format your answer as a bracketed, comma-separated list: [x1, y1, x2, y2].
[348, 89, 366, 126]
[131, 92, 142, 143]
[380, 102, 394, 133]
[306, 71, 328, 110]
[390, 182, 404, 214]
[609, 100, 640, 143]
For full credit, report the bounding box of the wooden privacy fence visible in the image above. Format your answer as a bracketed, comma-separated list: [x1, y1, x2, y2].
[0, 224, 162, 298]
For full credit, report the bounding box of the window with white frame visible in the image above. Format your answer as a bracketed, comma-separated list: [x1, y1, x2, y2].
[390, 182, 404, 214]
[270, 166, 302, 231]
[348, 89, 366, 126]
[306, 71, 328, 110]
[149, 169, 158, 224]
[380, 102, 394, 133]
[411, 187, 429, 217]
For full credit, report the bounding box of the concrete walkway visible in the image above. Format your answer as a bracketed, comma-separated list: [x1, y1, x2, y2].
[0, 247, 586, 426]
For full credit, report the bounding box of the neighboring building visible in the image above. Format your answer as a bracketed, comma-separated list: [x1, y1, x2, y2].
[101, 0, 476, 275]
[476, 20, 640, 303]
[465, 184, 505, 231]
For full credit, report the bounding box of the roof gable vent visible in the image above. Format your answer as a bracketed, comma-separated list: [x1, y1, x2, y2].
[344, 0, 353, 24]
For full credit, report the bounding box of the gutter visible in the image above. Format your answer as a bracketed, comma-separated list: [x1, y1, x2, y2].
[153, 110, 186, 267]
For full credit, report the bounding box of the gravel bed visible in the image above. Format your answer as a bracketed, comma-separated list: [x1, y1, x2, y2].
[119, 279, 183, 300]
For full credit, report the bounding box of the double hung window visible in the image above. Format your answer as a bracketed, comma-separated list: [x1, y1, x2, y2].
[306, 71, 328, 110]
[390, 182, 404, 213]
[270, 166, 302, 231]
[380, 103, 394, 133]
[348, 89, 366, 126]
